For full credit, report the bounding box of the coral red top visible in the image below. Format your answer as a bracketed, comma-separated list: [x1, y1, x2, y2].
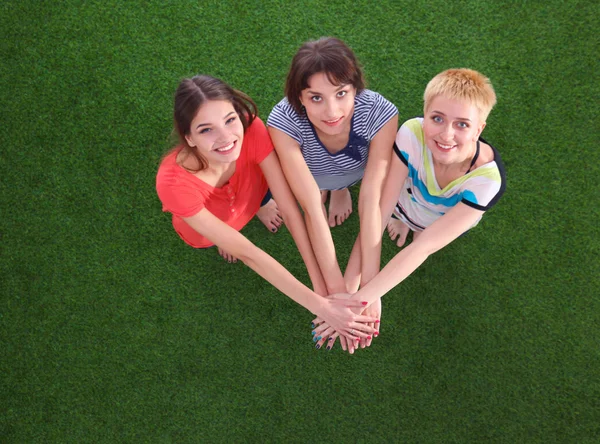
[156, 117, 273, 248]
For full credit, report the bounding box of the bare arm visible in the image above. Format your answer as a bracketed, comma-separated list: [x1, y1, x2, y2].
[268, 126, 346, 294]
[182, 208, 376, 333]
[345, 116, 399, 291]
[259, 150, 327, 296]
[353, 202, 485, 304]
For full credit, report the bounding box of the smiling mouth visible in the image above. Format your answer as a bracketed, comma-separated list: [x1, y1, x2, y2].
[214, 141, 236, 153]
[323, 116, 343, 126]
[436, 142, 456, 151]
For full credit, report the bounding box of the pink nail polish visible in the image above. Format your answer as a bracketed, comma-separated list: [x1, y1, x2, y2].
[374, 331, 379, 337]
[361, 301, 368, 306]
[375, 320, 380, 324]
[367, 336, 372, 340]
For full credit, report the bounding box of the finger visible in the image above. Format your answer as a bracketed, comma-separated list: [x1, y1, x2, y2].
[347, 322, 376, 335]
[315, 327, 335, 349]
[346, 335, 355, 354]
[366, 321, 374, 347]
[311, 318, 323, 329]
[326, 332, 338, 351]
[353, 315, 379, 325]
[312, 322, 330, 340]
[336, 300, 369, 308]
[340, 335, 347, 352]
[345, 328, 372, 342]
[375, 319, 381, 338]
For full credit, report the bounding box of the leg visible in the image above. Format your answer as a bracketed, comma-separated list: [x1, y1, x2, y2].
[387, 215, 411, 247]
[217, 247, 238, 263]
[328, 188, 352, 227]
[255, 189, 283, 233]
[321, 190, 329, 220]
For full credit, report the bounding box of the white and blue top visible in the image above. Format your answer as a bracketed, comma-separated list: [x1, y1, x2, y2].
[394, 118, 506, 231]
[267, 89, 398, 190]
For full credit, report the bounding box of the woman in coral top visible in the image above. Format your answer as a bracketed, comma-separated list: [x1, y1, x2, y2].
[156, 75, 377, 341]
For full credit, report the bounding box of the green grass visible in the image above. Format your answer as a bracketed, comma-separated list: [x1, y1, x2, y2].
[1, 0, 598, 442]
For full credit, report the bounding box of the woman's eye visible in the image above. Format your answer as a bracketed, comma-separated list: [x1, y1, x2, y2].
[226, 116, 237, 124]
[310, 96, 322, 102]
[456, 121, 468, 129]
[337, 90, 347, 98]
[199, 128, 211, 134]
[432, 116, 443, 123]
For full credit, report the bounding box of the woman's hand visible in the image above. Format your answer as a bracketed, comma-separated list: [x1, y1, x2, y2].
[358, 298, 381, 349]
[310, 294, 377, 354]
[310, 293, 375, 352]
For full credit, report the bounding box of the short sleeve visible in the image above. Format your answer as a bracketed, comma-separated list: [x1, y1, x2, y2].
[394, 118, 422, 165]
[461, 161, 506, 211]
[365, 92, 399, 140]
[156, 159, 207, 218]
[267, 98, 304, 145]
[245, 117, 275, 164]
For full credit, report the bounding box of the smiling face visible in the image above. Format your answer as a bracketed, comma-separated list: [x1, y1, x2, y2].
[184, 100, 244, 167]
[299, 72, 356, 137]
[423, 95, 486, 166]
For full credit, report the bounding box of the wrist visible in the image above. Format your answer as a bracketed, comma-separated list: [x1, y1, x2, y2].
[306, 293, 327, 317]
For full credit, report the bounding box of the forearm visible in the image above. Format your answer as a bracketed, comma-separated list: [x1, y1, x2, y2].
[303, 205, 346, 293]
[354, 242, 430, 305]
[358, 198, 383, 286]
[344, 237, 362, 294]
[238, 240, 325, 315]
[279, 203, 328, 295]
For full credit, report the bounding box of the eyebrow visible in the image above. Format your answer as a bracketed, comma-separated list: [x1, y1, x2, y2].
[306, 84, 348, 95]
[195, 111, 237, 130]
[431, 110, 472, 122]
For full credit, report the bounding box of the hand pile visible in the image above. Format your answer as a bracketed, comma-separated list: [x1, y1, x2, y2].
[311, 294, 381, 354]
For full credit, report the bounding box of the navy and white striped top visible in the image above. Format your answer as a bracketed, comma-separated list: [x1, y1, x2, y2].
[267, 90, 398, 190]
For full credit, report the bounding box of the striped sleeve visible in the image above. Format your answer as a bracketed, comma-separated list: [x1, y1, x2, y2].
[461, 149, 506, 211]
[394, 119, 420, 165]
[365, 91, 399, 140]
[266, 99, 304, 146]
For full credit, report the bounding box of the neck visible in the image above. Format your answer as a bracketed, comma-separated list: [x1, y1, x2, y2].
[205, 160, 234, 177]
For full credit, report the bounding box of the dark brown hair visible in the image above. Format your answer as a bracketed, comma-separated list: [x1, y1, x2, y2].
[173, 75, 257, 173]
[285, 37, 365, 115]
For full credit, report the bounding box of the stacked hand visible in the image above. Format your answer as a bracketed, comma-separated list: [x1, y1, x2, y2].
[311, 294, 381, 354]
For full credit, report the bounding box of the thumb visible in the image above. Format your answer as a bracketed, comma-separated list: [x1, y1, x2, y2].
[333, 299, 368, 308]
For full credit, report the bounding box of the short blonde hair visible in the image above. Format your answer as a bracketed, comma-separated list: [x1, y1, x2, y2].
[424, 69, 497, 121]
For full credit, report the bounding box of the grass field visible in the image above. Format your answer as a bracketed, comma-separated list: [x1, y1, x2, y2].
[1, 0, 599, 442]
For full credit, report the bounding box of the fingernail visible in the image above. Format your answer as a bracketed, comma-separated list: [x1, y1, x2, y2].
[311, 323, 315, 328]
[313, 336, 318, 342]
[375, 320, 380, 324]
[317, 336, 322, 341]
[326, 346, 331, 350]
[367, 336, 372, 340]
[361, 301, 368, 306]
[315, 344, 321, 349]
[312, 331, 316, 336]
[328, 337, 334, 341]
[374, 331, 379, 337]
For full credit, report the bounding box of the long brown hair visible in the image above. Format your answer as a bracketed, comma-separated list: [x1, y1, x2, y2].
[285, 37, 365, 115]
[172, 75, 257, 173]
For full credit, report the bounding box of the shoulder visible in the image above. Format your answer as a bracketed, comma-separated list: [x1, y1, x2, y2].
[394, 118, 424, 163]
[477, 137, 505, 179]
[268, 97, 302, 123]
[244, 116, 274, 163]
[157, 147, 183, 180]
[245, 116, 268, 138]
[356, 89, 397, 112]
[398, 117, 424, 140]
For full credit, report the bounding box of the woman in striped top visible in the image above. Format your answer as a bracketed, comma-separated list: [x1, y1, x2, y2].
[268, 37, 398, 353]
